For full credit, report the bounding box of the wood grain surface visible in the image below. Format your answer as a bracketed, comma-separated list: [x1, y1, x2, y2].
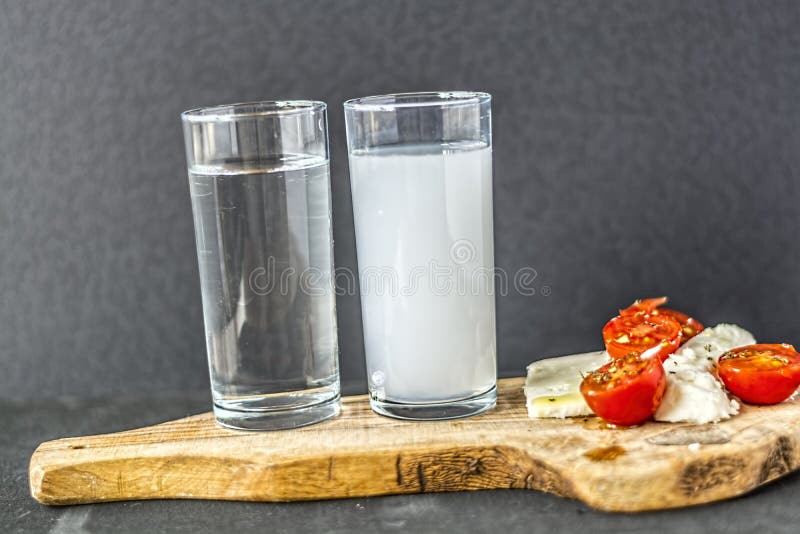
[29, 378, 800, 512]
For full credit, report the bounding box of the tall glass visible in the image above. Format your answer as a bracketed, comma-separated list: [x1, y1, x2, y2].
[344, 92, 497, 420]
[182, 101, 340, 430]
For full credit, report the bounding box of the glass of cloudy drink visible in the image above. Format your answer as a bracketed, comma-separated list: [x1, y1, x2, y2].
[344, 92, 497, 420]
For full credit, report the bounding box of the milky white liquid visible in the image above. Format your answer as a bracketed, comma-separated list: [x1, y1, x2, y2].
[349, 143, 497, 403]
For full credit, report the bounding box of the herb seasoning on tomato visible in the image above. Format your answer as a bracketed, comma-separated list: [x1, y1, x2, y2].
[602, 297, 682, 361]
[579, 352, 667, 426]
[717, 344, 800, 405]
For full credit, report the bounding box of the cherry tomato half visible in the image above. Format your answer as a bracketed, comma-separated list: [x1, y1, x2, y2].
[717, 344, 800, 405]
[619, 297, 669, 317]
[580, 352, 667, 426]
[654, 308, 705, 343]
[603, 312, 682, 361]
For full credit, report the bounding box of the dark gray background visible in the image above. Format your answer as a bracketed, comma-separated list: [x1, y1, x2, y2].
[3, 1, 800, 532]
[2, 0, 799, 399]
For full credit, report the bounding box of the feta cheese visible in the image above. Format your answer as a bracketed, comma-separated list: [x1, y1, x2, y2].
[524, 351, 610, 418]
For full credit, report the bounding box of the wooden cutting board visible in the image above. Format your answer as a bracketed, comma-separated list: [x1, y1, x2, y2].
[29, 377, 800, 512]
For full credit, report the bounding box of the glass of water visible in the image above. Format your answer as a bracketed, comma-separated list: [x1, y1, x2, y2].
[344, 92, 497, 420]
[182, 101, 340, 430]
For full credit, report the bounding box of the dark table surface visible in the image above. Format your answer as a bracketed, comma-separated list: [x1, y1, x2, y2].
[5, 387, 800, 534]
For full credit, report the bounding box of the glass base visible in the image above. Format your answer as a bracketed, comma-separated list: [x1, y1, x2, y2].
[369, 385, 497, 421]
[213, 386, 340, 431]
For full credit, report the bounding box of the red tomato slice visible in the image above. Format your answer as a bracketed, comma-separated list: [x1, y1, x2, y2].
[603, 313, 681, 361]
[580, 353, 667, 426]
[654, 308, 705, 343]
[619, 297, 668, 317]
[717, 344, 800, 405]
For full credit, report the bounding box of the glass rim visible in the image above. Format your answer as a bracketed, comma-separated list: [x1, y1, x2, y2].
[181, 100, 326, 122]
[343, 91, 491, 111]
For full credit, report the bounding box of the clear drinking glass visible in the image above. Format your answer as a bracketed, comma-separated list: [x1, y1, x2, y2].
[344, 92, 497, 420]
[182, 101, 340, 430]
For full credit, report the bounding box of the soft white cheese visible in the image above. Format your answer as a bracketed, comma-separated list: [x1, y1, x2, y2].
[654, 323, 755, 424]
[524, 351, 610, 418]
[654, 367, 740, 423]
[679, 323, 757, 367]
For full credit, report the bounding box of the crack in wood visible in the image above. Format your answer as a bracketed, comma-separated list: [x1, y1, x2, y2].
[524, 457, 574, 499]
[465, 457, 485, 476]
[416, 462, 426, 492]
[395, 455, 403, 486]
[759, 436, 794, 484]
[678, 456, 746, 495]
